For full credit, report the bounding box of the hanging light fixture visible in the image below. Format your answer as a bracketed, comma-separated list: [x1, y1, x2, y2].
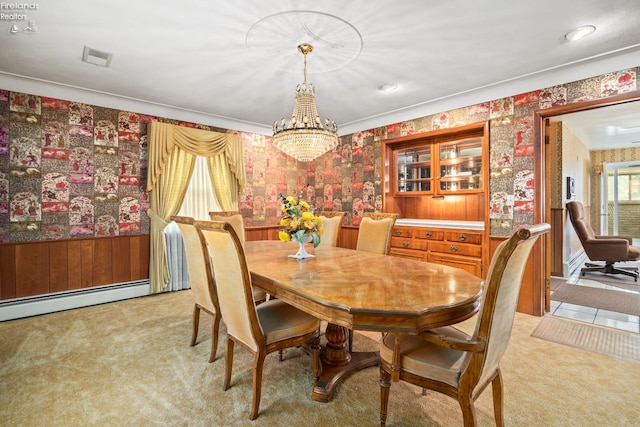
[272, 43, 338, 162]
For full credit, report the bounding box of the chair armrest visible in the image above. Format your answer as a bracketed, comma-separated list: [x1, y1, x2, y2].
[595, 235, 633, 245]
[583, 238, 629, 260]
[420, 329, 486, 353]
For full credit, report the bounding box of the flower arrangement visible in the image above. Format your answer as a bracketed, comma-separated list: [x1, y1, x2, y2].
[278, 195, 323, 247]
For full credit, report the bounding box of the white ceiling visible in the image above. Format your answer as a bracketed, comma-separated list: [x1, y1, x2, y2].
[1, 0, 640, 144]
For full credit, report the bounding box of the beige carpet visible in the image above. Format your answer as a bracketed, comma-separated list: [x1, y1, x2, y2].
[531, 316, 640, 364]
[1, 290, 640, 426]
[552, 282, 640, 316]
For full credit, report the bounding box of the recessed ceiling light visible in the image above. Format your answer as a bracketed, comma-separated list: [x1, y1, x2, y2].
[82, 46, 113, 68]
[564, 25, 596, 41]
[379, 84, 398, 93]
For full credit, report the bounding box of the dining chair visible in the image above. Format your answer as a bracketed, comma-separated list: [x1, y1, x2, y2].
[196, 220, 322, 421]
[356, 212, 399, 255]
[209, 211, 267, 303]
[170, 216, 221, 363]
[209, 211, 246, 246]
[379, 223, 550, 426]
[318, 211, 346, 247]
[351, 212, 399, 352]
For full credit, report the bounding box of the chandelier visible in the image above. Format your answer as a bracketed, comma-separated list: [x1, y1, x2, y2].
[272, 43, 338, 162]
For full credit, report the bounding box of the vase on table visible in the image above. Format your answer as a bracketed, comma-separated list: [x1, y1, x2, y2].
[289, 233, 315, 259]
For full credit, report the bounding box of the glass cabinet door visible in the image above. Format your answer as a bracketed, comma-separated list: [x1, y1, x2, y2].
[438, 137, 483, 192]
[397, 146, 432, 193]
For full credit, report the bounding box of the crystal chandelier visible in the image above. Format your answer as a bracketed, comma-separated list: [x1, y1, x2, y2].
[272, 43, 338, 162]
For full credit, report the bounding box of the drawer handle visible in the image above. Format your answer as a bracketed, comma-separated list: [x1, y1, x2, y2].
[450, 245, 458, 252]
[459, 234, 467, 241]
[403, 241, 410, 248]
[424, 231, 432, 237]
[395, 229, 403, 235]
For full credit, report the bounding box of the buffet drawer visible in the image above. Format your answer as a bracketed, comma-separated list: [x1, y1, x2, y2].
[429, 241, 482, 257]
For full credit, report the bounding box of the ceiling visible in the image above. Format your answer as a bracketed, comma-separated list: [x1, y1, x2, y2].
[1, 0, 640, 145]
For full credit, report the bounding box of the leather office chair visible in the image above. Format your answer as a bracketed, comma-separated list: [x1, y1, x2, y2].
[209, 211, 267, 302]
[356, 212, 399, 255]
[566, 201, 640, 281]
[379, 223, 550, 427]
[196, 220, 321, 420]
[318, 211, 346, 247]
[170, 216, 222, 363]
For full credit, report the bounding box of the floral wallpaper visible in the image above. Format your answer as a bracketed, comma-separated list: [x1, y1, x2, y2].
[0, 67, 637, 242]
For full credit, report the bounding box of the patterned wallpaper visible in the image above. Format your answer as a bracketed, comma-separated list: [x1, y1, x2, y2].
[0, 67, 637, 242]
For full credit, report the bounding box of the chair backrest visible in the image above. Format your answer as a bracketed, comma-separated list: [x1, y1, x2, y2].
[355, 212, 399, 255]
[209, 211, 245, 246]
[318, 211, 346, 247]
[196, 220, 264, 352]
[566, 201, 596, 242]
[170, 216, 219, 313]
[469, 223, 550, 390]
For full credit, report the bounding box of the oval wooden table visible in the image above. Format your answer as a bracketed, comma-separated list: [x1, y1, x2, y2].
[244, 240, 483, 403]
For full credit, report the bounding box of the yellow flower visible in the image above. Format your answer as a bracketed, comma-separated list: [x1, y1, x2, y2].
[286, 196, 296, 204]
[290, 219, 300, 229]
[278, 231, 291, 242]
[299, 200, 310, 210]
[280, 218, 290, 226]
[301, 211, 314, 221]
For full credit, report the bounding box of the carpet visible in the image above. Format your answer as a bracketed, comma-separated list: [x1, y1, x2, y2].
[552, 282, 640, 316]
[531, 316, 640, 364]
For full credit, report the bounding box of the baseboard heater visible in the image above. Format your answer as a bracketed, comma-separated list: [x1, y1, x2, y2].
[0, 280, 150, 322]
[564, 249, 587, 278]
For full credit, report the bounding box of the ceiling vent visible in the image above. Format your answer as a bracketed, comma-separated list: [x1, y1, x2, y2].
[82, 46, 113, 68]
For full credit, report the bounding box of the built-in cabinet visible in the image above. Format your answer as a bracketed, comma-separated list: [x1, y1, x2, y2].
[393, 131, 484, 196]
[383, 122, 489, 278]
[390, 222, 484, 277]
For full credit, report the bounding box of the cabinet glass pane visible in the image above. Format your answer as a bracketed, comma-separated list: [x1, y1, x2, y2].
[439, 137, 483, 192]
[397, 146, 431, 193]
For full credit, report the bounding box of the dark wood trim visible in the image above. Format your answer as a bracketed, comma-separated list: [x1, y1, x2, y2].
[534, 89, 640, 315]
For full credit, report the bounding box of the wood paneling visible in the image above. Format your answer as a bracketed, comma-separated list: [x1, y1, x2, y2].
[15, 243, 50, 298]
[489, 235, 540, 315]
[0, 245, 16, 300]
[49, 241, 69, 293]
[0, 235, 151, 300]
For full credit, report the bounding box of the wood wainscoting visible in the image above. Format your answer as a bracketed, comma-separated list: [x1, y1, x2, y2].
[0, 234, 150, 301]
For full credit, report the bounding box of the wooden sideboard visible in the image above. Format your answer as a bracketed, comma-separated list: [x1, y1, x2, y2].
[389, 220, 486, 278]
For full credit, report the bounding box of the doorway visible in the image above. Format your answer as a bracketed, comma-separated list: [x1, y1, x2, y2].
[603, 162, 640, 237]
[537, 92, 640, 333]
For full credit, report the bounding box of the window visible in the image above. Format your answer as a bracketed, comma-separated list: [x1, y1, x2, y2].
[177, 156, 221, 220]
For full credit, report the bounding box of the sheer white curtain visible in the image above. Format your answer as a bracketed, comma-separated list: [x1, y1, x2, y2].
[177, 155, 222, 219]
[166, 156, 223, 291]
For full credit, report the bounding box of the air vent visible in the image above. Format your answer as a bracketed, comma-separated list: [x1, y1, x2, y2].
[82, 46, 113, 68]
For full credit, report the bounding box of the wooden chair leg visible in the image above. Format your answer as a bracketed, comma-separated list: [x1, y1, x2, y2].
[250, 351, 267, 420]
[223, 339, 234, 391]
[458, 394, 477, 427]
[190, 305, 200, 347]
[492, 370, 504, 427]
[380, 367, 391, 426]
[310, 335, 321, 381]
[208, 312, 221, 363]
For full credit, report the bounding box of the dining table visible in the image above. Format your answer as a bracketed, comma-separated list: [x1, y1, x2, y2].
[244, 240, 484, 403]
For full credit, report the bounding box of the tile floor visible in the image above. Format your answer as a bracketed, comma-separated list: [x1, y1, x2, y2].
[550, 275, 640, 333]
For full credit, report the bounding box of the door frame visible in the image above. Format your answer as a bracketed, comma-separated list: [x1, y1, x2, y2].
[534, 90, 640, 313]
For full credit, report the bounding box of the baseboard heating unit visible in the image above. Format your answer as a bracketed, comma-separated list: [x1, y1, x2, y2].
[0, 280, 150, 322]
